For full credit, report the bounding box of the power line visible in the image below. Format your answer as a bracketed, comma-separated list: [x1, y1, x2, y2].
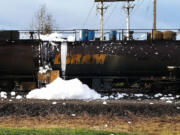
[82, 3, 95, 28]
[146, 0, 152, 14]
[104, 3, 118, 26]
[131, 0, 145, 16]
[104, 3, 112, 15]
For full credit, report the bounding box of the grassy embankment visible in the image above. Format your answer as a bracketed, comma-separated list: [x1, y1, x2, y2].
[0, 128, 144, 135]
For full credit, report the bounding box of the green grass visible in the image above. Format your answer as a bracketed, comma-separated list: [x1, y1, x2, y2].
[0, 128, 144, 135]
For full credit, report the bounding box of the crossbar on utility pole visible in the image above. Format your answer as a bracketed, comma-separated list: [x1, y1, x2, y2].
[95, 0, 135, 40]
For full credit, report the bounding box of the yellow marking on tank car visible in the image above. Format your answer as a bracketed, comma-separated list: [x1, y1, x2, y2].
[92, 54, 106, 64]
[54, 54, 61, 64]
[81, 54, 91, 64]
[70, 54, 82, 64]
[54, 54, 106, 65]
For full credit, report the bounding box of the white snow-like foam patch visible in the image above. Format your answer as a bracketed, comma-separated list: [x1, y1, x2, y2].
[160, 96, 175, 100]
[11, 91, 16, 96]
[16, 95, 22, 99]
[40, 33, 65, 42]
[40, 33, 75, 42]
[116, 93, 128, 99]
[103, 101, 107, 105]
[154, 93, 163, 98]
[39, 66, 51, 74]
[134, 94, 144, 97]
[27, 78, 101, 100]
[67, 36, 75, 42]
[1, 92, 7, 99]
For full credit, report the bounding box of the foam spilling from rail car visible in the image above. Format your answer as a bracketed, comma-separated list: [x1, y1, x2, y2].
[61, 42, 67, 76]
[27, 78, 101, 100]
[40, 32, 75, 42]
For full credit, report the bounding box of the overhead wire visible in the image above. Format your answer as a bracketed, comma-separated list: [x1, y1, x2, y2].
[82, 3, 95, 28]
[104, 3, 119, 27]
[146, 0, 153, 14]
[104, 3, 113, 15]
[131, 0, 145, 16]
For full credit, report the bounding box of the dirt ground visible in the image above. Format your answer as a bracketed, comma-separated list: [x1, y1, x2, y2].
[0, 99, 180, 135]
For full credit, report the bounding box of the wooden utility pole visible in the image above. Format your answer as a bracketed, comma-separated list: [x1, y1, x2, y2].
[95, 0, 134, 40]
[123, 0, 134, 40]
[153, 0, 156, 30]
[126, 1, 130, 40]
[100, 0, 104, 40]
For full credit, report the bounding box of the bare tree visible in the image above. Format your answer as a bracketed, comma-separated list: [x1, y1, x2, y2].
[32, 5, 55, 35]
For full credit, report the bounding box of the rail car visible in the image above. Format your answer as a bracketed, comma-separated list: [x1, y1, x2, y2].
[0, 30, 180, 93]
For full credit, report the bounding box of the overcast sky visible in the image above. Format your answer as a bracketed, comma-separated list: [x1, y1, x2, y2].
[0, 0, 180, 30]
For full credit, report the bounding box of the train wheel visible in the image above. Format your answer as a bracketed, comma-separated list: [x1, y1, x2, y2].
[0, 81, 15, 92]
[92, 79, 101, 90]
[103, 79, 113, 90]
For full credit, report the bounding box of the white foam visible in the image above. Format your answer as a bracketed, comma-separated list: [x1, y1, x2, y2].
[103, 101, 107, 105]
[160, 97, 175, 100]
[166, 100, 173, 104]
[71, 114, 76, 117]
[67, 36, 75, 42]
[16, 95, 22, 99]
[27, 78, 101, 100]
[0, 92, 7, 99]
[40, 32, 75, 42]
[61, 42, 68, 74]
[52, 101, 57, 105]
[154, 93, 163, 98]
[134, 94, 144, 97]
[11, 91, 16, 96]
[39, 66, 51, 74]
[117, 93, 128, 99]
[40, 33, 65, 42]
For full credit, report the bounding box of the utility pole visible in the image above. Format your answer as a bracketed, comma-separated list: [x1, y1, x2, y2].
[123, 0, 134, 40]
[100, 0, 104, 40]
[97, 0, 107, 40]
[95, 0, 134, 40]
[126, 1, 130, 40]
[153, 0, 156, 30]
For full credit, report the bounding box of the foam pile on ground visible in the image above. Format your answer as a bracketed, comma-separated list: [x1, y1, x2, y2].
[115, 93, 128, 99]
[0, 92, 7, 99]
[27, 78, 101, 100]
[154, 93, 163, 98]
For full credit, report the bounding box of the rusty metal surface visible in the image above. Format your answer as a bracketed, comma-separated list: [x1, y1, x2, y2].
[0, 40, 40, 80]
[52, 40, 180, 78]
